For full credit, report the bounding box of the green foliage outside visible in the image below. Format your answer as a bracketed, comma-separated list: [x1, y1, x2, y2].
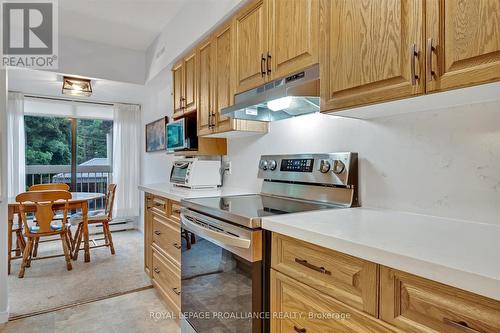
[25, 116, 113, 165]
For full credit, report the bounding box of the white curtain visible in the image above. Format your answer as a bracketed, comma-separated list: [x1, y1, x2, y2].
[112, 103, 141, 218]
[7, 92, 25, 198]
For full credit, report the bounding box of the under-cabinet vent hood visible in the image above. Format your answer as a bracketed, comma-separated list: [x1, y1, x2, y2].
[221, 65, 320, 122]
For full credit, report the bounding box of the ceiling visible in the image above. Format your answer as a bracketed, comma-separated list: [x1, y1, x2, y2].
[59, 0, 188, 51]
[9, 68, 147, 105]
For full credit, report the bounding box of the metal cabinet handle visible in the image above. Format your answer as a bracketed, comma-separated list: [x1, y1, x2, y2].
[153, 267, 160, 274]
[172, 287, 181, 296]
[154, 202, 164, 208]
[211, 113, 216, 127]
[410, 44, 419, 86]
[443, 318, 481, 333]
[295, 258, 331, 275]
[173, 209, 181, 215]
[208, 112, 212, 128]
[261, 54, 266, 77]
[173, 243, 181, 249]
[266, 52, 272, 75]
[154, 230, 161, 236]
[294, 326, 306, 333]
[427, 38, 436, 82]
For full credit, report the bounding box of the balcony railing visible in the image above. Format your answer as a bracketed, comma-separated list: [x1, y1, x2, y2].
[25, 165, 112, 211]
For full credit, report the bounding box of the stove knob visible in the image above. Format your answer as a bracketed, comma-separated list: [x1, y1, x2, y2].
[259, 160, 269, 171]
[332, 160, 345, 174]
[318, 159, 331, 173]
[268, 160, 277, 171]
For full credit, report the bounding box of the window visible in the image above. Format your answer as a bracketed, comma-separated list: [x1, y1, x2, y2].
[24, 98, 113, 210]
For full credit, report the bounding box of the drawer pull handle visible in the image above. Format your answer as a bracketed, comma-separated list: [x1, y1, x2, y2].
[293, 326, 306, 333]
[153, 267, 160, 274]
[295, 258, 331, 275]
[154, 231, 161, 235]
[173, 243, 181, 249]
[172, 287, 181, 296]
[443, 318, 481, 333]
[173, 209, 181, 215]
[154, 202, 164, 208]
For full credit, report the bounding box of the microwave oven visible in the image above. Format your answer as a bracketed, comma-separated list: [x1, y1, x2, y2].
[170, 159, 222, 189]
[167, 117, 198, 152]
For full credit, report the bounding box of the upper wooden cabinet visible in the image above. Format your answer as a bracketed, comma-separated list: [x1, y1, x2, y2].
[425, 0, 500, 93]
[320, 0, 425, 111]
[172, 51, 197, 118]
[197, 39, 214, 136]
[233, 0, 319, 94]
[268, 0, 319, 80]
[233, 0, 269, 93]
[213, 23, 234, 132]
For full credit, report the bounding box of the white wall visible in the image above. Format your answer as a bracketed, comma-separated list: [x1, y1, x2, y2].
[0, 69, 9, 323]
[224, 100, 500, 225]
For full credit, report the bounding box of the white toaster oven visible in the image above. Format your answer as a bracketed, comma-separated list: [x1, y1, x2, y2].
[170, 159, 221, 189]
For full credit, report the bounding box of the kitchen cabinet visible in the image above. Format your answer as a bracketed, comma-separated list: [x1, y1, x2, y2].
[233, 0, 268, 94]
[144, 193, 181, 314]
[213, 23, 233, 132]
[233, 0, 320, 94]
[197, 38, 214, 136]
[268, 0, 319, 80]
[425, 0, 500, 93]
[320, 0, 425, 111]
[171, 50, 197, 118]
[380, 266, 500, 333]
[271, 270, 400, 333]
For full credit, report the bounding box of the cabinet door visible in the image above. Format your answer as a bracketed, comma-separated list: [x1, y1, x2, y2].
[214, 23, 233, 132]
[233, 0, 268, 93]
[320, 0, 424, 111]
[426, 0, 500, 92]
[268, 0, 319, 79]
[197, 39, 213, 136]
[172, 61, 184, 118]
[183, 51, 197, 113]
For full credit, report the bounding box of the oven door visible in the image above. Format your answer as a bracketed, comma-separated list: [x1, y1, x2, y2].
[170, 161, 190, 185]
[180, 208, 263, 333]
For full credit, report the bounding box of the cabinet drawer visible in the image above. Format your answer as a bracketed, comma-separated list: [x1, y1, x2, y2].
[271, 269, 399, 333]
[271, 233, 378, 316]
[169, 201, 182, 223]
[380, 266, 500, 333]
[152, 250, 181, 312]
[150, 196, 168, 217]
[152, 213, 181, 266]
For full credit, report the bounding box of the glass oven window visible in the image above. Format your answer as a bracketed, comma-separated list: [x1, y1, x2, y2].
[181, 235, 259, 333]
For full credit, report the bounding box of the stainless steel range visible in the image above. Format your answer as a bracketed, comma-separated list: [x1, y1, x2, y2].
[180, 153, 358, 333]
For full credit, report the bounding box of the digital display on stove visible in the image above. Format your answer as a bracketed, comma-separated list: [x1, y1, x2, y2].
[280, 158, 314, 172]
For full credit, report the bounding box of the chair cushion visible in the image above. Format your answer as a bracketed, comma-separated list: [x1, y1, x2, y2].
[28, 222, 69, 233]
[70, 210, 107, 226]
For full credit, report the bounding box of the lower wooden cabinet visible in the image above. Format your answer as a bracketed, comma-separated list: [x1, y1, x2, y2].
[144, 193, 182, 313]
[380, 266, 500, 333]
[271, 269, 400, 333]
[271, 233, 378, 316]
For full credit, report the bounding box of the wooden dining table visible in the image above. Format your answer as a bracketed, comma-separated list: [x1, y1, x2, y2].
[7, 192, 105, 275]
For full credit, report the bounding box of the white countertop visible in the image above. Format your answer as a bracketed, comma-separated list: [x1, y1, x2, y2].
[262, 207, 500, 301]
[138, 183, 252, 202]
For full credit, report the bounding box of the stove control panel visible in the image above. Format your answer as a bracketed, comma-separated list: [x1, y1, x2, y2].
[258, 153, 357, 187]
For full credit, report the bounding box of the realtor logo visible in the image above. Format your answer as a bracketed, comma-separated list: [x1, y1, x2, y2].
[1, 0, 58, 68]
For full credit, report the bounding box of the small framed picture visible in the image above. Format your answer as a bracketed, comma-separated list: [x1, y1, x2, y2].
[145, 117, 168, 152]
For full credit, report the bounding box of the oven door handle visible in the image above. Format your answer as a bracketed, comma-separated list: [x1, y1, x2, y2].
[181, 213, 251, 249]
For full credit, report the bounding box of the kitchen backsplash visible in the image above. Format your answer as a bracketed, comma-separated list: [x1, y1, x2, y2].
[223, 100, 500, 226]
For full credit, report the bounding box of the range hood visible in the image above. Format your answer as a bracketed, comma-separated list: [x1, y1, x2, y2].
[221, 65, 320, 122]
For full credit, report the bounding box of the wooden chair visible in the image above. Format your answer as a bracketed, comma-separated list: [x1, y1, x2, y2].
[28, 183, 72, 258]
[71, 184, 117, 258]
[16, 190, 73, 278]
[29, 183, 70, 191]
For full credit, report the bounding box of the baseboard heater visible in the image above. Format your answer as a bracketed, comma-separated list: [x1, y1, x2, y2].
[87, 218, 136, 235]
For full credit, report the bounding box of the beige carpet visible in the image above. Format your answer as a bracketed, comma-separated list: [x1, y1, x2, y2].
[8, 230, 151, 318]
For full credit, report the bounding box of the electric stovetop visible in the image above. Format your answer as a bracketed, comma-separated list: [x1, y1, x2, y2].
[181, 194, 343, 229]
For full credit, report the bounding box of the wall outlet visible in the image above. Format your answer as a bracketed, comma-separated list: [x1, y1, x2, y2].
[225, 161, 232, 175]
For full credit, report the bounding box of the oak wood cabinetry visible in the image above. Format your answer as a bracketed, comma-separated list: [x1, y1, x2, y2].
[425, 0, 500, 93]
[233, 0, 320, 94]
[197, 22, 268, 137]
[172, 50, 197, 119]
[144, 193, 181, 313]
[271, 232, 500, 333]
[320, 0, 425, 111]
[380, 266, 500, 333]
